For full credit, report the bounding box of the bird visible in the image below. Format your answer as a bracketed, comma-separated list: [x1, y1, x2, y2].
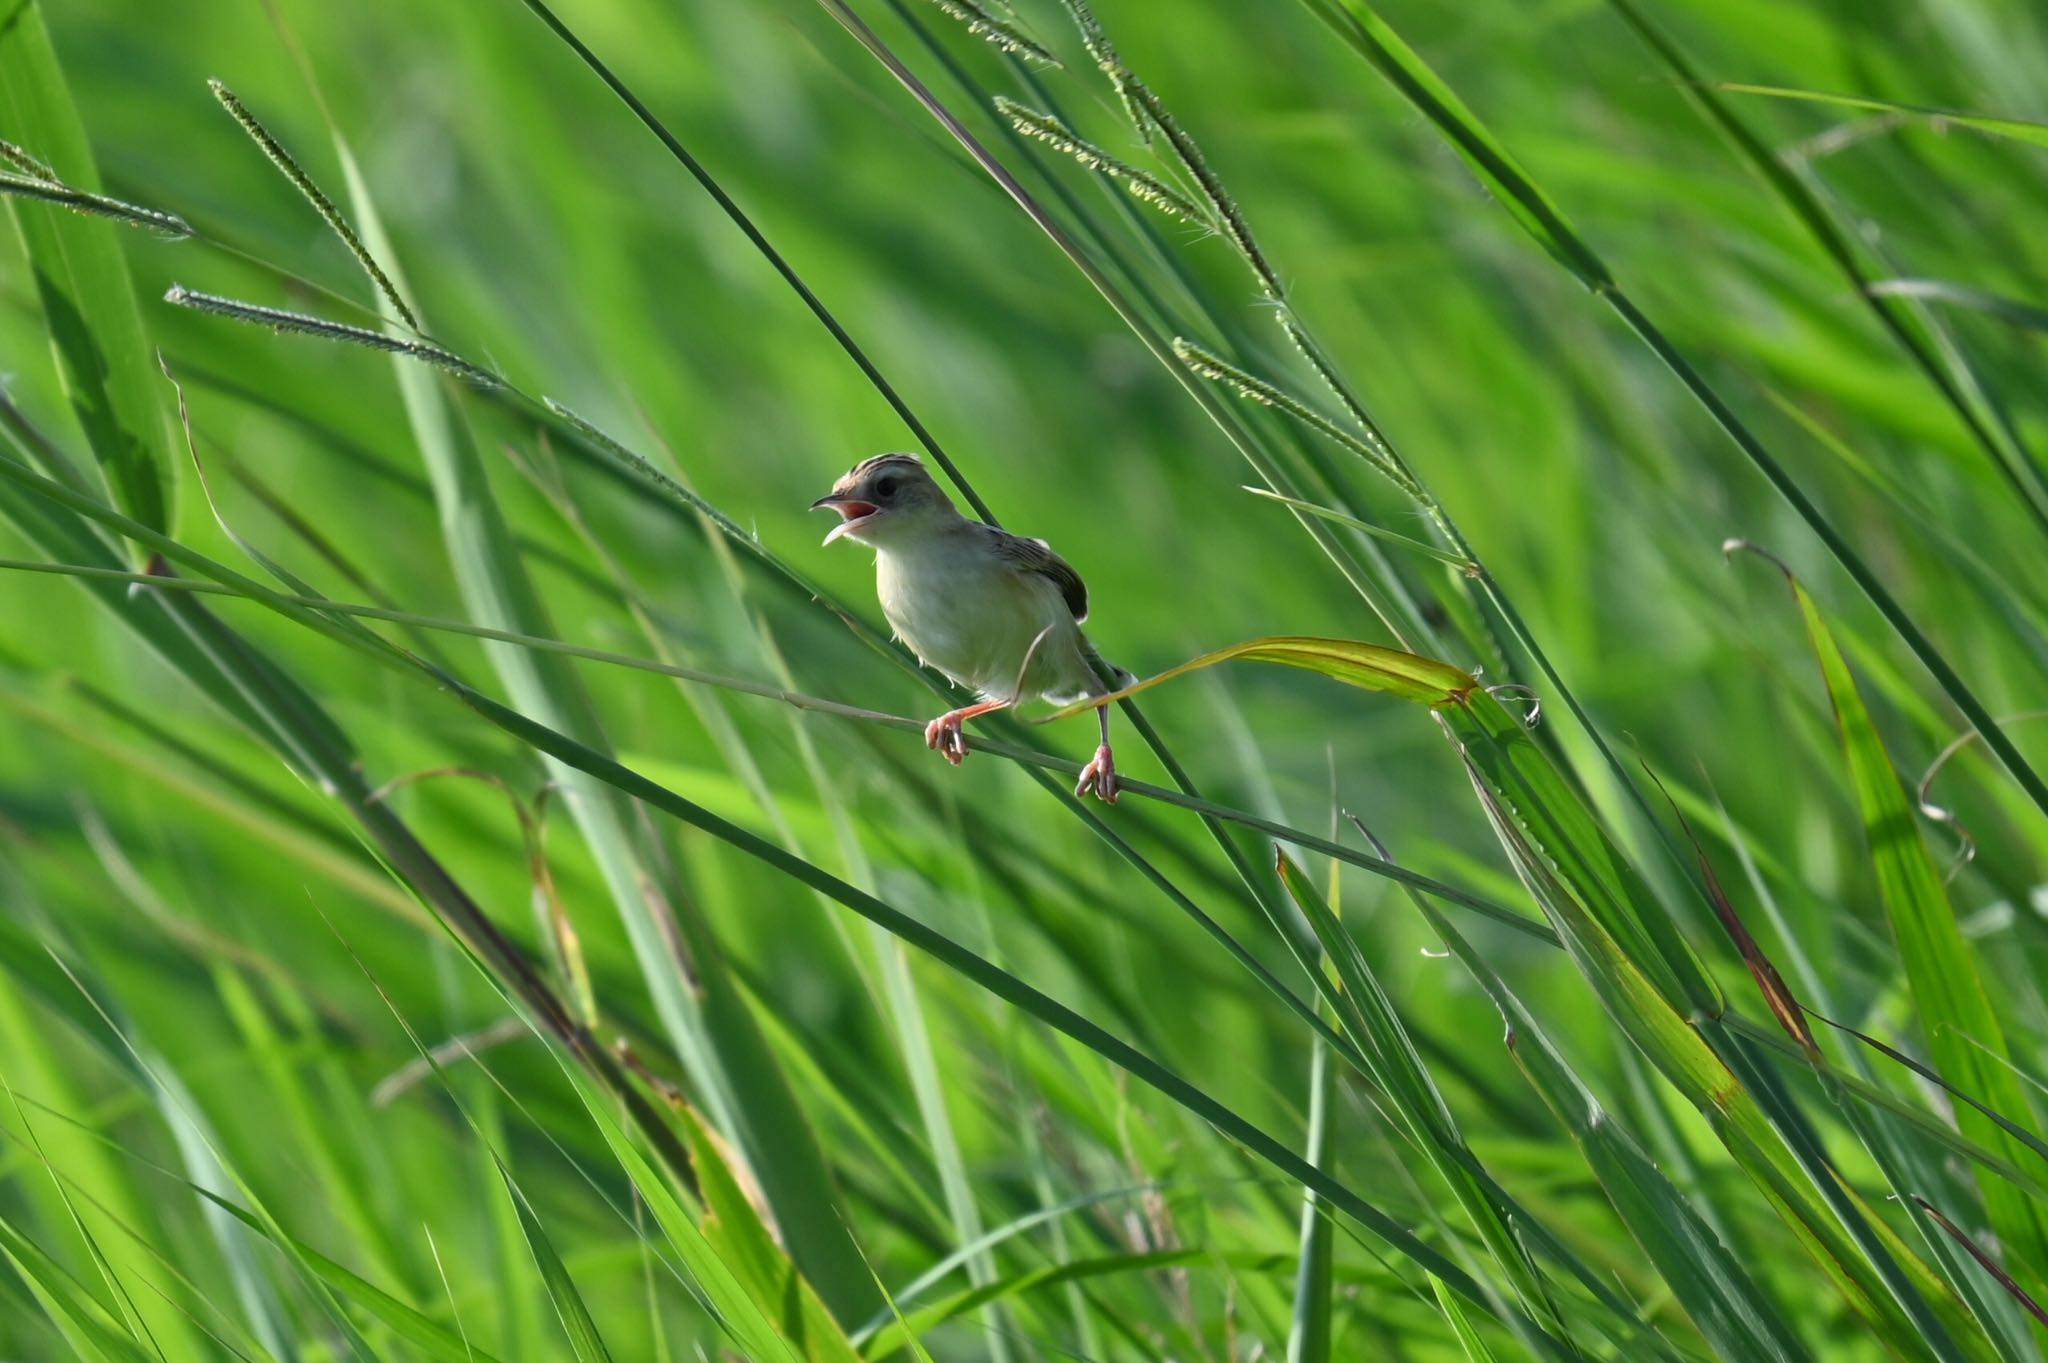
[812, 453, 1127, 802]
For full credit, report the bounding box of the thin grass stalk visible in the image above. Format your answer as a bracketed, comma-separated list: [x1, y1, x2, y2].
[1604, 0, 2048, 539]
[508, 0, 996, 524]
[20, 534, 2044, 1210]
[810, 0, 1480, 1035]
[1304, 0, 2048, 825]
[1286, 1001, 1334, 1363]
[0, 434, 1574, 1340]
[1044, 0, 1751, 1014]
[980, 33, 1455, 658]
[0, 554, 1548, 940]
[505, 0, 1454, 1118]
[188, 42, 885, 1313]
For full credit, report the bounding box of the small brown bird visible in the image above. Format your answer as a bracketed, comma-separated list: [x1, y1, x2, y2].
[812, 453, 1126, 801]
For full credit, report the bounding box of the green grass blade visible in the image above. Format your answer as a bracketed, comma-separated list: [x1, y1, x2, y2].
[500, 1162, 617, 1363]
[1756, 553, 2048, 1279]
[674, 1104, 862, 1363]
[1048, 634, 1477, 715]
[325, 127, 877, 1321]
[1242, 488, 1477, 572]
[1382, 864, 1811, 1362]
[0, 1215, 158, 1363]
[1302, 0, 2048, 823]
[1866, 280, 2048, 333]
[1604, 0, 2048, 536]
[1287, 1021, 1334, 1363]
[1432, 1274, 1502, 1362]
[1712, 84, 2048, 147]
[0, 550, 1552, 940]
[0, 0, 170, 531]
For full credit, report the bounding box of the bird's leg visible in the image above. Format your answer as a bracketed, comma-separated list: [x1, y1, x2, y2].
[1075, 702, 1119, 803]
[925, 698, 1010, 766]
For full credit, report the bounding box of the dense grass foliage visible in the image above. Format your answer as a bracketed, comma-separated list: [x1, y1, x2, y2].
[3, 0, 2046, 1357]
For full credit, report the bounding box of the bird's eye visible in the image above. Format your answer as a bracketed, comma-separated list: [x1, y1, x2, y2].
[875, 475, 900, 499]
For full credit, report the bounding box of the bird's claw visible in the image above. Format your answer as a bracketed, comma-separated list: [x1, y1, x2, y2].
[925, 711, 970, 766]
[1075, 744, 1119, 804]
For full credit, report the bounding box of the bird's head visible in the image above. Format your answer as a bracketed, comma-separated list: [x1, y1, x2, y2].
[811, 453, 954, 547]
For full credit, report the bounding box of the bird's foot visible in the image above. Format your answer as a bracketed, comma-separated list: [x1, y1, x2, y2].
[1075, 744, 1119, 804]
[925, 709, 973, 766]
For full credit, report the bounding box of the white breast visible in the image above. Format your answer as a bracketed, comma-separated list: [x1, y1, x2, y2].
[876, 537, 1094, 702]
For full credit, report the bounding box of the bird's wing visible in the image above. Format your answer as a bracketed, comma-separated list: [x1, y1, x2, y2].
[986, 527, 1089, 622]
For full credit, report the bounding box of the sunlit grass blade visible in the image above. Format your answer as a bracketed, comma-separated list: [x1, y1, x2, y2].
[1049, 634, 1477, 715]
[0, 1214, 159, 1363]
[1433, 1274, 1503, 1362]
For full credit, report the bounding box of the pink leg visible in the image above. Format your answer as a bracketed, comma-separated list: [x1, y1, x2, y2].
[1074, 704, 1119, 803]
[925, 699, 1010, 767]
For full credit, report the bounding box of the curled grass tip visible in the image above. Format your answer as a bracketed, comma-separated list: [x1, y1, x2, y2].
[916, 0, 1061, 66]
[0, 170, 191, 238]
[208, 78, 420, 331]
[994, 98, 1204, 221]
[164, 285, 500, 387]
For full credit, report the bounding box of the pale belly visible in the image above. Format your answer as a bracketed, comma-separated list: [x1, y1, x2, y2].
[876, 549, 1093, 701]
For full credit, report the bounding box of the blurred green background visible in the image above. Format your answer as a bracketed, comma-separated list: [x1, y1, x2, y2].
[3, 0, 2046, 1357]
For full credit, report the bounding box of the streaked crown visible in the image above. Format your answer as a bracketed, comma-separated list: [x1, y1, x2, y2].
[829, 452, 950, 512]
[833, 452, 925, 492]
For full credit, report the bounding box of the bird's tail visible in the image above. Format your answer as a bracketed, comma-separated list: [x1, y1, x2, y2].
[1083, 646, 1135, 697]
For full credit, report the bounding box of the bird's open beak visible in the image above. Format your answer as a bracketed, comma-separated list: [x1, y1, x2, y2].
[811, 493, 880, 546]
